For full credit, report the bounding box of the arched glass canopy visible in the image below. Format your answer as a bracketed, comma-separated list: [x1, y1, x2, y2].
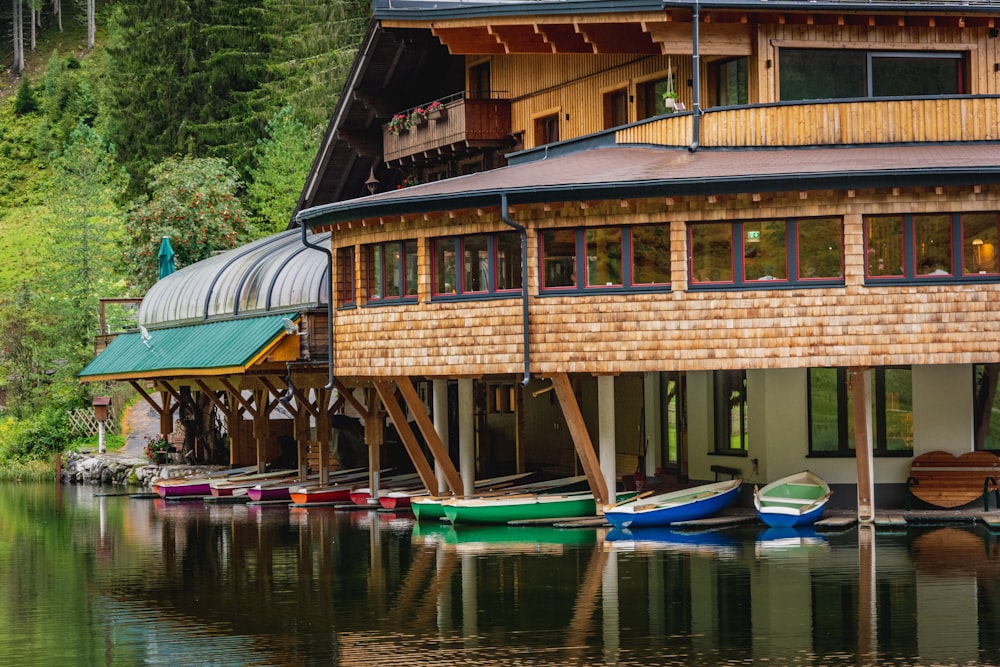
[138, 230, 331, 328]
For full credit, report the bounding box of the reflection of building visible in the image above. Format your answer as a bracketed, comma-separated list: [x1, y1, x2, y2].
[84, 1, 1000, 514]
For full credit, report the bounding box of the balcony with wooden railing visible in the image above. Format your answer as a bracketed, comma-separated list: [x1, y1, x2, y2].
[383, 95, 513, 164]
[615, 96, 1000, 149]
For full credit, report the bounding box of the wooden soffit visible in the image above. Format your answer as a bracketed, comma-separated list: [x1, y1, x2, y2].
[384, 8, 988, 56]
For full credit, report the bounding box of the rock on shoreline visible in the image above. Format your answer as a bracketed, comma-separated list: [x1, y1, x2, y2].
[60, 451, 226, 488]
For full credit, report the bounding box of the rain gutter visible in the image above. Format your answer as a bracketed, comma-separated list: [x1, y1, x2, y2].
[689, 0, 701, 153]
[501, 193, 531, 387]
[300, 224, 335, 390]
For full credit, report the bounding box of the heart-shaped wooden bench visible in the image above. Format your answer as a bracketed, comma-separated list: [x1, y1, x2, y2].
[906, 450, 1000, 511]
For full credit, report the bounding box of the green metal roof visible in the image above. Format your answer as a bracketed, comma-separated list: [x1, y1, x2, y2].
[79, 314, 297, 382]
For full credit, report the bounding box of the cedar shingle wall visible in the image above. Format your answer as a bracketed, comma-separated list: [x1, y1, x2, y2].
[330, 187, 1000, 377]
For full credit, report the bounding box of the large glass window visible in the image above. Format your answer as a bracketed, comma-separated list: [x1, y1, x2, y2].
[366, 240, 417, 302]
[604, 88, 629, 129]
[337, 246, 355, 307]
[586, 227, 622, 287]
[540, 224, 670, 292]
[690, 217, 843, 287]
[780, 49, 965, 101]
[431, 232, 522, 298]
[963, 213, 1000, 276]
[865, 213, 1000, 282]
[974, 364, 1000, 451]
[713, 370, 747, 455]
[716, 57, 748, 106]
[808, 367, 913, 456]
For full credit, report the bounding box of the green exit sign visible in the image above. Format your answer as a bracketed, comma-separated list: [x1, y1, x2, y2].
[746, 230, 760, 241]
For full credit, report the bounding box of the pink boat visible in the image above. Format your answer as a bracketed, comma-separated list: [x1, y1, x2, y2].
[246, 468, 369, 502]
[152, 466, 256, 498]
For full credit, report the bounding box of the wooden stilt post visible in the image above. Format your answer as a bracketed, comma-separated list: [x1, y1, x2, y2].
[550, 373, 610, 506]
[365, 389, 384, 503]
[849, 367, 876, 522]
[374, 380, 440, 496]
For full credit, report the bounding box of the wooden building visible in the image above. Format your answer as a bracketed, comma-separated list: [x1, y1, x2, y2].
[292, 0, 1000, 516]
[81, 0, 1000, 517]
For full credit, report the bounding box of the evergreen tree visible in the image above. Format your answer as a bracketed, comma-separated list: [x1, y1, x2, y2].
[256, 0, 369, 132]
[13, 76, 38, 115]
[246, 105, 317, 236]
[104, 0, 268, 195]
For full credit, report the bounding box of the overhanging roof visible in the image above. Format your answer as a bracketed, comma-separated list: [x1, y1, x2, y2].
[296, 142, 1000, 227]
[79, 314, 297, 383]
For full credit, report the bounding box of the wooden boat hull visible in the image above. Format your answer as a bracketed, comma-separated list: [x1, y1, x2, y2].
[443, 492, 598, 525]
[753, 470, 832, 528]
[289, 485, 354, 505]
[154, 481, 213, 498]
[410, 474, 585, 522]
[604, 479, 742, 530]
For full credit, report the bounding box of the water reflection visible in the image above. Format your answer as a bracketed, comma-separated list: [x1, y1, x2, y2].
[1, 483, 1000, 666]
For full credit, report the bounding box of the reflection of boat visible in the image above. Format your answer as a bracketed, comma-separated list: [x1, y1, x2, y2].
[152, 466, 256, 498]
[604, 479, 742, 529]
[753, 470, 832, 527]
[605, 526, 738, 557]
[413, 522, 598, 553]
[754, 526, 829, 557]
[411, 474, 589, 521]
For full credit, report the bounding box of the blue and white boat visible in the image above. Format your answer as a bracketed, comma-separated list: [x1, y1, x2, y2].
[753, 470, 832, 527]
[604, 479, 742, 530]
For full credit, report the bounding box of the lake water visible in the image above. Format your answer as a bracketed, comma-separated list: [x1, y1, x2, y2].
[1, 482, 998, 666]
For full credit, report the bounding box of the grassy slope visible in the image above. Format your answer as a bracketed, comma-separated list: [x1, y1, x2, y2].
[0, 25, 96, 293]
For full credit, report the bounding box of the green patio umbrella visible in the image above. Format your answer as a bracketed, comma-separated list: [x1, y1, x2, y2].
[158, 236, 175, 279]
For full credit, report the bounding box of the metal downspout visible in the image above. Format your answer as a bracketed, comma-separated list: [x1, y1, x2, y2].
[689, 0, 702, 153]
[501, 193, 531, 387]
[300, 223, 335, 390]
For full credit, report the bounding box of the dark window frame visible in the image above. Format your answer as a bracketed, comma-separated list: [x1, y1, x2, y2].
[712, 369, 748, 456]
[864, 212, 1000, 284]
[688, 217, 845, 290]
[430, 232, 523, 300]
[538, 224, 671, 295]
[336, 246, 356, 309]
[365, 239, 418, 304]
[807, 366, 914, 458]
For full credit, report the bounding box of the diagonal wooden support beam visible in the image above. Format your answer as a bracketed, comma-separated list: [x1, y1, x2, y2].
[373, 380, 439, 496]
[194, 380, 232, 417]
[129, 380, 165, 415]
[334, 379, 370, 420]
[550, 373, 609, 506]
[220, 378, 258, 418]
[394, 376, 463, 496]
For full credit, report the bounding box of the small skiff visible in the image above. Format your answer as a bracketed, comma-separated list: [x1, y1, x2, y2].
[604, 479, 742, 530]
[753, 470, 832, 528]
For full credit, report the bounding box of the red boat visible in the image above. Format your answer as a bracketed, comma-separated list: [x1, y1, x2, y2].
[246, 468, 368, 502]
[209, 469, 298, 497]
[291, 471, 421, 506]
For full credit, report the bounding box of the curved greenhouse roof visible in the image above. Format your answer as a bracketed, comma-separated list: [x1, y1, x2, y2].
[138, 230, 330, 328]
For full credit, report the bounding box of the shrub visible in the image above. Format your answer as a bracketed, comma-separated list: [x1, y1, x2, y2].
[13, 78, 39, 116]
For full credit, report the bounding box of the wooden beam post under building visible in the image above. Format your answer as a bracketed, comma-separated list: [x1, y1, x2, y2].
[374, 380, 441, 496]
[550, 373, 610, 507]
[393, 376, 464, 496]
[849, 367, 875, 522]
[316, 387, 332, 485]
[364, 389, 384, 501]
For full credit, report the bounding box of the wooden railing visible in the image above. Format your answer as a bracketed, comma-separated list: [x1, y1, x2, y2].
[384, 98, 512, 163]
[615, 96, 1000, 149]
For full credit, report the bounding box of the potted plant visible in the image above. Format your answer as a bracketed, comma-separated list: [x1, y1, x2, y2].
[409, 106, 428, 128]
[426, 100, 446, 120]
[387, 113, 409, 136]
[144, 435, 171, 464]
[397, 175, 420, 189]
